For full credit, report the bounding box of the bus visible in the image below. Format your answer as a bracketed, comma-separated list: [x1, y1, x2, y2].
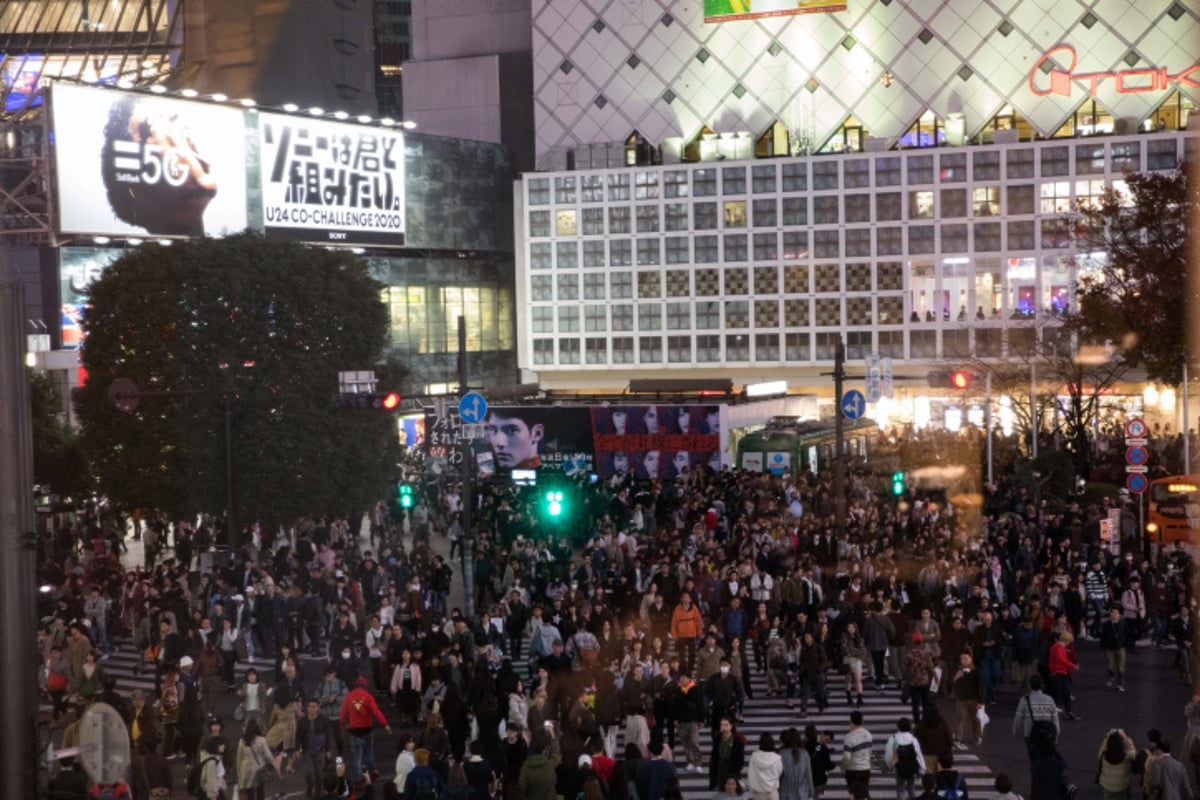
[1146, 474, 1200, 546]
[735, 416, 877, 475]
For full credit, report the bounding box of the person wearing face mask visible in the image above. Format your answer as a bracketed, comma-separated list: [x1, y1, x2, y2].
[706, 658, 744, 742]
[335, 644, 362, 688]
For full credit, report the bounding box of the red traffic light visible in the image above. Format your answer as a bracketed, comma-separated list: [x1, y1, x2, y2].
[381, 392, 401, 410]
[951, 371, 970, 389]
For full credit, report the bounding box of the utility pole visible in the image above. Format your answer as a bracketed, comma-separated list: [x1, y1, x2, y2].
[834, 336, 846, 538]
[457, 315, 476, 620]
[0, 283, 37, 800]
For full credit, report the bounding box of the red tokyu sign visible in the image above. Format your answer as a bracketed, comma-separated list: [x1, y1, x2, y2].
[1029, 45, 1200, 98]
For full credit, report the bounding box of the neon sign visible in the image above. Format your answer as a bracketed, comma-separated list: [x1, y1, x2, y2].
[1029, 45, 1200, 98]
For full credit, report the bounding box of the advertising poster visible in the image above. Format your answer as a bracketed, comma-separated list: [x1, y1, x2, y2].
[424, 406, 596, 478]
[258, 113, 406, 246]
[591, 405, 721, 479]
[59, 247, 124, 350]
[3, 54, 43, 113]
[51, 83, 249, 239]
[704, 0, 847, 23]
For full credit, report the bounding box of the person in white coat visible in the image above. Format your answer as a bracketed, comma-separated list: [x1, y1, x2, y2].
[748, 732, 783, 800]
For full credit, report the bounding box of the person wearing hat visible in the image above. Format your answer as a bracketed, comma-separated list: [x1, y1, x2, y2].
[902, 633, 937, 724]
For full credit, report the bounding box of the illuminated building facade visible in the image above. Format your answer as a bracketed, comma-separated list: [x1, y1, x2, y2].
[515, 0, 1200, 411]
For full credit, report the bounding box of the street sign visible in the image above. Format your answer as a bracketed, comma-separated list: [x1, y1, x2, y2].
[1127, 473, 1148, 494]
[1125, 417, 1147, 438]
[1125, 465, 1148, 473]
[461, 423, 484, 440]
[865, 355, 881, 403]
[841, 389, 866, 420]
[881, 358, 894, 399]
[1124, 437, 1148, 446]
[458, 392, 488, 424]
[1126, 446, 1149, 466]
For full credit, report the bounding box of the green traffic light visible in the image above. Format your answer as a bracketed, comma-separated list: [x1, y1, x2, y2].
[399, 483, 414, 509]
[891, 471, 905, 496]
[545, 490, 564, 517]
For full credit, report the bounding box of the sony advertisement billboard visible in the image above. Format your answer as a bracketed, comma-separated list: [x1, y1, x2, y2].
[259, 113, 406, 245]
[49, 84, 406, 247]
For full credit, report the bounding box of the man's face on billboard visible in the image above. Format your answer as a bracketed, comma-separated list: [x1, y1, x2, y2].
[485, 414, 543, 467]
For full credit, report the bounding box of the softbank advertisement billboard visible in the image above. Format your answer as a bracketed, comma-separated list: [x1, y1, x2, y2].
[50, 84, 406, 246]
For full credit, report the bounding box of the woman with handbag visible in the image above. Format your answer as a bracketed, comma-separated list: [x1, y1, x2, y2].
[236, 719, 281, 800]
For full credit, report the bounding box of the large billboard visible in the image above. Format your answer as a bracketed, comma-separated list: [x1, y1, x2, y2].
[49, 84, 408, 247]
[703, 0, 847, 23]
[258, 113, 406, 246]
[424, 404, 724, 479]
[51, 83, 249, 239]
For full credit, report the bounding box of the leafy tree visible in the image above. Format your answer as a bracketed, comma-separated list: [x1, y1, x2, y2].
[74, 234, 399, 537]
[30, 370, 92, 497]
[1074, 168, 1197, 385]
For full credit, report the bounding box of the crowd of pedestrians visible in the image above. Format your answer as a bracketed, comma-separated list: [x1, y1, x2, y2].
[34, 426, 1200, 800]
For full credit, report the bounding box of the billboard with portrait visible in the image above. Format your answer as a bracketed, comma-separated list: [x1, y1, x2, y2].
[422, 403, 725, 479]
[258, 113, 406, 246]
[50, 83, 249, 239]
[591, 405, 722, 479]
[703, 0, 846, 23]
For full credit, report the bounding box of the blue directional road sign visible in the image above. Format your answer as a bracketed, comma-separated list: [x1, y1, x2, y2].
[841, 389, 866, 420]
[458, 392, 488, 424]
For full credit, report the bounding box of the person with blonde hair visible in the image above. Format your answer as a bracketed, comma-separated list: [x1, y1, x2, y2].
[404, 748, 445, 800]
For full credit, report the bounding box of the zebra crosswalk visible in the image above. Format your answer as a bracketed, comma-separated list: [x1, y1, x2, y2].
[594, 671, 998, 800]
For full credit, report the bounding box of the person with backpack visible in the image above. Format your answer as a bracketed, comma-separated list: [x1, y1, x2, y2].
[885, 718, 926, 800]
[1011, 675, 1060, 765]
[404, 748, 446, 800]
[194, 736, 226, 800]
[934, 753, 970, 800]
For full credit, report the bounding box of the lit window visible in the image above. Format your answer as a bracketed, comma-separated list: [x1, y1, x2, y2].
[555, 210, 577, 236]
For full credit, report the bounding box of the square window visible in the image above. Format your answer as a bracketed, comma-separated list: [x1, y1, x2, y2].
[555, 209, 577, 236]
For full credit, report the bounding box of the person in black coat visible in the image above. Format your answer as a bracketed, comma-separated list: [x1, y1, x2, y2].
[1030, 737, 1072, 800]
[708, 718, 746, 791]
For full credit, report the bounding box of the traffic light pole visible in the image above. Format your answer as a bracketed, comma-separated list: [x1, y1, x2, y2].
[457, 316, 476, 621]
[834, 337, 847, 538]
[0, 284, 37, 800]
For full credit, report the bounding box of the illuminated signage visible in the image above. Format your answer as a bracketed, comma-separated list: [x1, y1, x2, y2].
[258, 113, 406, 246]
[1030, 45, 1200, 98]
[51, 84, 249, 239]
[704, 0, 846, 24]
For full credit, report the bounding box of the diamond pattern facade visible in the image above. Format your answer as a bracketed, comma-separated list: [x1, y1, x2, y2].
[533, 0, 1200, 167]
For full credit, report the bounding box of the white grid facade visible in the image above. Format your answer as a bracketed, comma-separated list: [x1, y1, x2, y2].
[514, 131, 1198, 381]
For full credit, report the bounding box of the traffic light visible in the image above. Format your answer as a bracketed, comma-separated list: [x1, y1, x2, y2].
[891, 471, 906, 496]
[398, 483, 414, 509]
[331, 392, 402, 410]
[926, 371, 974, 389]
[544, 489, 565, 519]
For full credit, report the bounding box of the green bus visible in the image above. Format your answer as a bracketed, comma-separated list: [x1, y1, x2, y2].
[736, 416, 877, 475]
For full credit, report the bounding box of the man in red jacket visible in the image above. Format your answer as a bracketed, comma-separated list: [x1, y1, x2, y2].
[340, 676, 392, 783]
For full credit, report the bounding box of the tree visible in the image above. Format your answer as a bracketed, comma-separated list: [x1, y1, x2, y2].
[30, 370, 92, 497]
[1073, 168, 1197, 385]
[74, 234, 400, 531]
